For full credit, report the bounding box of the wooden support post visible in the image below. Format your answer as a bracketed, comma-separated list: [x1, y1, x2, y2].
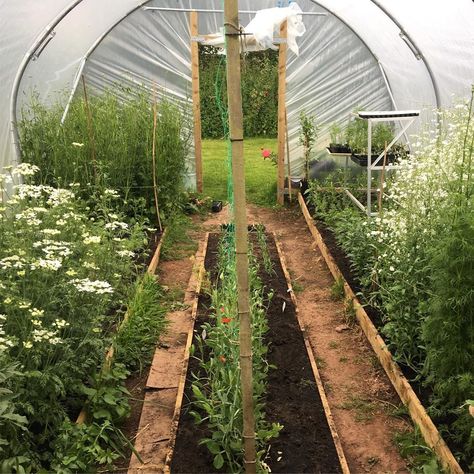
[152, 85, 163, 232]
[277, 21, 287, 205]
[285, 110, 292, 202]
[190, 11, 203, 193]
[224, 1, 256, 472]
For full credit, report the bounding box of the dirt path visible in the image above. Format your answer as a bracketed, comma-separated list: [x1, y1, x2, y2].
[246, 204, 409, 473]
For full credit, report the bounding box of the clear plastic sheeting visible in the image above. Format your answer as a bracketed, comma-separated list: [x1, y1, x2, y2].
[0, 0, 473, 180]
[247, 3, 305, 54]
[203, 3, 306, 55]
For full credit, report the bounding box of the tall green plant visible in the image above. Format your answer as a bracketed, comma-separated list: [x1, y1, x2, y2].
[299, 110, 318, 180]
[19, 87, 190, 221]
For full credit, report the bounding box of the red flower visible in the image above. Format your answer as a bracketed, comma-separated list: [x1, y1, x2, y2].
[261, 148, 271, 159]
[221, 317, 232, 324]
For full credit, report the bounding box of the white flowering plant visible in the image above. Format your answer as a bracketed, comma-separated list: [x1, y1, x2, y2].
[0, 163, 151, 469]
[307, 97, 474, 468]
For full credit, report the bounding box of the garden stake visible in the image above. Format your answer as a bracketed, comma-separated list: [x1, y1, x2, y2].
[152, 84, 163, 232]
[190, 10, 203, 194]
[377, 141, 387, 215]
[277, 21, 287, 205]
[81, 75, 97, 183]
[224, 0, 256, 471]
[285, 110, 292, 202]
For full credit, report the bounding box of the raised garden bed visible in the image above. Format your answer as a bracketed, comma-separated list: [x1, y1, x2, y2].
[298, 193, 463, 474]
[169, 231, 345, 473]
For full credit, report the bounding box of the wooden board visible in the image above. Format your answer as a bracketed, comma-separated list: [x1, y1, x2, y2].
[190, 11, 203, 194]
[298, 193, 463, 474]
[277, 21, 287, 206]
[147, 228, 167, 276]
[162, 233, 209, 473]
[273, 232, 350, 474]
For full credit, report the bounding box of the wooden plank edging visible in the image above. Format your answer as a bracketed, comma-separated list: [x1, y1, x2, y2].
[273, 232, 351, 474]
[147, 228, 167, 276]
[162, 232, 209, 473]
[76, 228, 167, 425]
[298, 193, 463, 474]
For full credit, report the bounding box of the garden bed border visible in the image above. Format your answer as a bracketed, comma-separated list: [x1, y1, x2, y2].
[273, 232, 350, 474]
[162, 232, 209, 473]
[298, 193, 462, 474]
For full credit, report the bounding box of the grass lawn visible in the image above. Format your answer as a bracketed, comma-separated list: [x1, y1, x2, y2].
[202, 137, 278, 206]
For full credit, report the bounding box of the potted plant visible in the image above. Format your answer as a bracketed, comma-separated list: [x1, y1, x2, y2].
[327, 122, 351, 154]
[346, 119, 407, 167]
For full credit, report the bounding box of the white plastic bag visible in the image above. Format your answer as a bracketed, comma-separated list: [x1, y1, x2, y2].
[244, 3, 306, 55]
[201, 3, 306, 56]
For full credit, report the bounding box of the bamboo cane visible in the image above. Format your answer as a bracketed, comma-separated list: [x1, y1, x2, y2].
[378, 141, 388, 216]
[285, 110, 292, 202]
[223, 1, 256, 472]
[277, 22, 287, 205]
[81, 75, 97, 183]
[152, 85, 163, 233]
[190, 11, 203, 194]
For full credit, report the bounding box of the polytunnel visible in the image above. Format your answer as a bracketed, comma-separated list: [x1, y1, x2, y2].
[2, 2, 474, 472]
[1, 0, 473, 178]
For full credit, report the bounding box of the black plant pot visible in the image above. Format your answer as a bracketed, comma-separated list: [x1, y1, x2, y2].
[351, 153, 398, 167]
[211, 200, 223, 212]
[328, 143, 352, 154]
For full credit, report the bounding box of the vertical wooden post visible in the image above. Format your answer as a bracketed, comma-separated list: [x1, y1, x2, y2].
[285, 110, 292, 202]
[277, 21, 287, 205]
[190, 11, 203, 193]
[152, 85, 163, 232]
[224, 1, 256, 473]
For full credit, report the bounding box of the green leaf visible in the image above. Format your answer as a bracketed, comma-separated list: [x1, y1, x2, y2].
[191, 384, 205, 401]
[213, 453, 224, 470]
[103, 393, 117, 405]
[93, 408, 112, 420]
[206, 440, 221, 455]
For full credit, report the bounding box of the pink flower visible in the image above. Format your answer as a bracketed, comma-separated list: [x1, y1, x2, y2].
[261, 148, 272, 159]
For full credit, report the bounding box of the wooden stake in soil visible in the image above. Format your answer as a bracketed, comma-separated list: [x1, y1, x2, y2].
[190, 11, 203, 194]
[81, 75, 97, 183]
[377, 141, 388, 216]
[285, 109, 292, 202]
[224, 1, 256, 472]
[277, 21, 288, 205]
[152, 85, 163, 233]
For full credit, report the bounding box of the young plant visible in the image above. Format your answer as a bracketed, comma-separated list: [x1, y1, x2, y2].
[115, 273, 167, 373]
[190, 230, 281, 471]
[255, 224, 274, 275]
[299, 110, 319, 180]
[329, 123, 342, 145]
